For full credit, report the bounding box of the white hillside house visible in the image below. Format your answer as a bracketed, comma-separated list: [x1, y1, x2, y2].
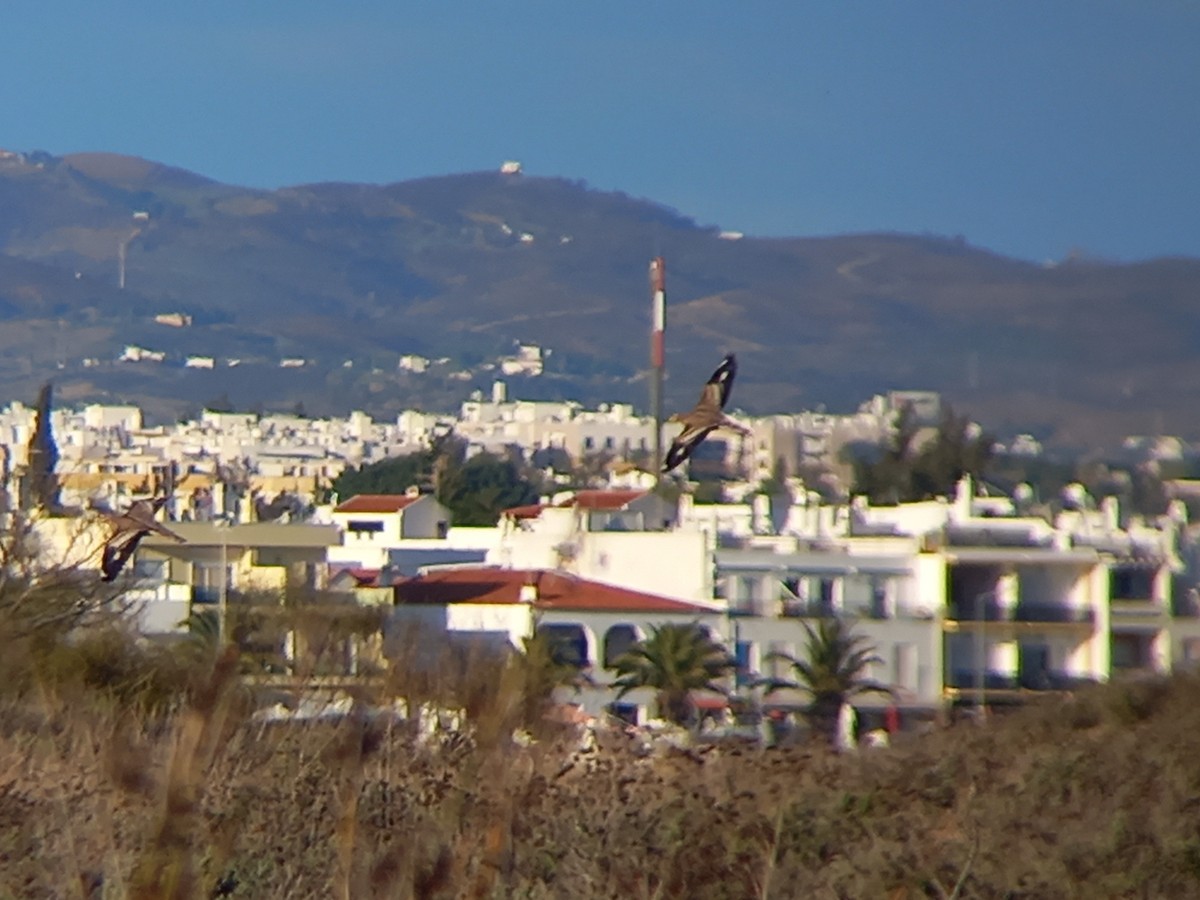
[330, 491, 452, 568]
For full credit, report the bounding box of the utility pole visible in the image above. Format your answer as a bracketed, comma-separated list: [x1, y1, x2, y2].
[649, 257, 666, 482]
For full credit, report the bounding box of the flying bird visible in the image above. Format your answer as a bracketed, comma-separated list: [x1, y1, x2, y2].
[663, 354, 751, 473]
[97, 497, 186, 582]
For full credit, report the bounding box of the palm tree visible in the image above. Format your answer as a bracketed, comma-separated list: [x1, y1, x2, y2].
[765, 617, 892, 745]
[611, 623, 734, 726]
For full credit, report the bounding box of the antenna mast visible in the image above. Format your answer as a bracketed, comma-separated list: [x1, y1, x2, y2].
[649, 257, 666, 481]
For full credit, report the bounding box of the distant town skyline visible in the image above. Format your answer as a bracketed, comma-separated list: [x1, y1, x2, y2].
[3, 2, 1198, 264]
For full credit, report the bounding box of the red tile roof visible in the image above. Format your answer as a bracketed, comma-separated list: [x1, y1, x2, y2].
[501, 491, 650, 521]
[559, 490, 648, 510]
[501, 503, 547, 520]
[334, 494, 420, 513]
[392, 566, 711, 614]
[330, 566, 382, 586]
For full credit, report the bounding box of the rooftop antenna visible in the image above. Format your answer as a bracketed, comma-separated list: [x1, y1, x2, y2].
[649, 257, 666, 482]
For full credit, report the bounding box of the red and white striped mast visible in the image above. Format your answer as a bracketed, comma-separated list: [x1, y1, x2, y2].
[649, 257, 666, 480]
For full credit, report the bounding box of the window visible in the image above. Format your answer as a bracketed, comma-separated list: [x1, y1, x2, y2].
[603, 624, 639, 669]
[1018, 642, 1051, 689]
[607, 702, 640, 726]
[348, 520, 384, 540]
[538, 623, 590, 668]
[818, 578, 836, 613]
[192, 562, 231, 604]
[1111, 567, 1154, 600]
[870, 578, 890, 619]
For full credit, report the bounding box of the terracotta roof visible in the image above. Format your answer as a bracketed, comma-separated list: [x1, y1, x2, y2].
[334, 494, 420, 513]
[501, 491, 650, 521]
[557, 490, 649, 510]
[501, 503, 547, 520]
[330, 566, 382, 587]
[392, 566, 711, 614]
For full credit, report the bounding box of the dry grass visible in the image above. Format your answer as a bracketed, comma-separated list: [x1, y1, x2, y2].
[3, 642, 1200, 898]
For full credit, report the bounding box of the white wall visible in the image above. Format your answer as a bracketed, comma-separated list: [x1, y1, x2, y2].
[126, 583, 192, 635]
[495, 524, 714, 603]
[400, 496, 451, 539]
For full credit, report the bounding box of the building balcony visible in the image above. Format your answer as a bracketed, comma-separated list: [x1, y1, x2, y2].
[780, 599, 836, 619]
[727, 596, 781, 617]
[946, 598, 1006, 622]
[1109, 599, 1167, 624]
[946, 600, 1093, 625]
[1172, 594, 1200, 618]
[1017, 670, 1097, 691]
[1012, 603, 1094, 625]
[945, 669, 1093, 693]
[945, 669, 1019, 691]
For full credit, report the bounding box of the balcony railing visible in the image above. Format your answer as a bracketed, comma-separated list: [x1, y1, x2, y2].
[946, 599, 1005, 622]
[946, 669, 1095, 692]
[1017, 670, 1097, 691]
[946, 669, 1019, 691]
[947, 600, 1094, 624]
[781, 599, 836, 619]
[1013, 604, 1094, 624]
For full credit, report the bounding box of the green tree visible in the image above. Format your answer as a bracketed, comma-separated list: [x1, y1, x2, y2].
[436, 450, 539, 526]
[332, 434, 541, 526]
[910, 406, 993, 500]
[25, 381, 60, 513]
[611, 623, 735, 726]
[765, 617, 892, 744]
[850, 402, 919, 504]
[852, 403, 992, 503]
[331, 450, 436, 500]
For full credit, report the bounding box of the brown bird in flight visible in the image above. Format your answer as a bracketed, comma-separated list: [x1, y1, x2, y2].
[98, 497, 186, 582]
[663, 354, 751, 473]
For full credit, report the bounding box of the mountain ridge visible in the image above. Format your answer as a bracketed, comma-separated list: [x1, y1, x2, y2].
[0, 148, 1197, 448]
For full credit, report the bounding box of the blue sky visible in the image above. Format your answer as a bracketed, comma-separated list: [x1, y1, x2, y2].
[3, 2, 1197, 263]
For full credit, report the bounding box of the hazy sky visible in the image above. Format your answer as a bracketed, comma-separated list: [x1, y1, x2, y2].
[4, 2, 1197, 263]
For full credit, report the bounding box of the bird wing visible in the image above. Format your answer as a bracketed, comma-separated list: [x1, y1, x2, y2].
[101, 529, 146, 582]
[124, 500, 186, 542]
[697, 354, 737, 412]
[663, 425, 715, 473]
[143, 519, 187, 542]
[126, 499, 158, 518]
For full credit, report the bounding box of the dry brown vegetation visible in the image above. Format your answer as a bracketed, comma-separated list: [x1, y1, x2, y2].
[3, 628, 1200, 900]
